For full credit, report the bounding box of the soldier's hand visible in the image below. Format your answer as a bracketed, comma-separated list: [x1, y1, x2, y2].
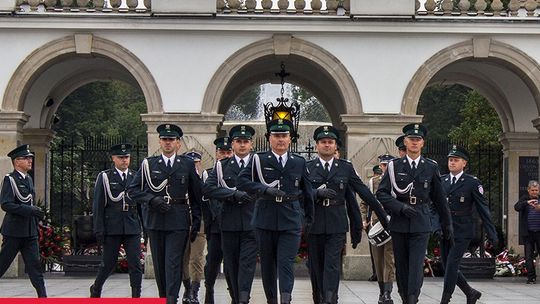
[95, 232, 104, 245]
[400, 204, 418, 218]
[351, 227, 362, 249]
[379, 215, 390, 230]
[30, 206, 45, 220]
[189, 230, 198, 243]
[265, 187, 286, 198]
[234, 191, 254, 204]
[316, 188, 337, 199]
[304, 223, 312, 235]
[432, 229, 443, 242]
[150, 196, 171, 213]
[442, 226, 455, 247]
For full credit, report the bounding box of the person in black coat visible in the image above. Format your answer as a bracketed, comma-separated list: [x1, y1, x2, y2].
[376, 124, 453, 304]
[514, 180, 540, 284]
[90, 143, 143, 298]
[306, 125, 387, 304]
[204, 125, 258, 304]
[439, 145, 498, 304]
[0, 144, 46, 298]
[127, 124, 202, 304]
[237, 119, 314, 304]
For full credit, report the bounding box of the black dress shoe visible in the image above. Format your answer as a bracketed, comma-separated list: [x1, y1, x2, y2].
[527, 278, 536, 284]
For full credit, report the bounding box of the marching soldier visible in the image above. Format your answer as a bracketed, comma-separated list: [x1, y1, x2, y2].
[90, 143, 142, 298]
[361, 154, 396, 304]
[376, 123, 453, 304]
[203, 125, 258, 304]
[202, 137, 234, 304]
[181, 151, 207, 304]
[439, 145, 498, 304]
[307, 126, 387, 304]
[366, 165, 383, 283]
[395, 135, 406, 158]
[237, 119, 314, 304]
[0, 144, 47, 298]
[127, 124, 202, 304]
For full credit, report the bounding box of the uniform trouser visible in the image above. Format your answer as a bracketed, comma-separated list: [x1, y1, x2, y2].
[390, 231, 430, 299]
[441, 237, 471, 295]
[204, 232, 223, 289]
[94, 234, 142, 290]
[371, 239, 395, 283]
[256, 228, 302, 300]
[0, 236, 46, 297]
[222, 230, 257, 302]
[148, 229, 189, 298]
[183, 232, 206, 282]
[307, 233, 345, 301]
[525, 231, 540, 280]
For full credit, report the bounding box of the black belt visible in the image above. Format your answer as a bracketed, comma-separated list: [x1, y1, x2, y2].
[451, 210, 472, 216]
[167, 197, 189, 205]
[110, 204, 137, 212]
[317, 199, 345, 207]
[262, 194, 302, 203]
[398, 197, 428, 205]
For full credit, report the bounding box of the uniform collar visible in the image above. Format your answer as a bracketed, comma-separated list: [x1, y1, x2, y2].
[406, 155, 420, 167]
[234, 154, 250, 165]
[115, 167, 129, 177]
[161, 154, 176, 164]
[271, 151, 288, 165]
[319, 157, 334, 168]
[16, 170, 26, 179]
[450, 171, 464, 181]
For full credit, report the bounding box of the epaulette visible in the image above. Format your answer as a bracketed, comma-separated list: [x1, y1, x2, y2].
[424, 157, 438, 165]
[146, 155, 160, 161]
[256, 151, 267, 155]
[337, 158, 351, 163]
[289, 153, 305, 160]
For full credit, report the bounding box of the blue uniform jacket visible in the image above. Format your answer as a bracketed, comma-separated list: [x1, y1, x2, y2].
[127, 155, 202, 232]
[0, 171, 39, 238]
[236, 151, 314, 231]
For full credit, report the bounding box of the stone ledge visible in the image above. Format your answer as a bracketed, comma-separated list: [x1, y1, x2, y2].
[152, 0, 216, 15]
[342, 254, 372, 280]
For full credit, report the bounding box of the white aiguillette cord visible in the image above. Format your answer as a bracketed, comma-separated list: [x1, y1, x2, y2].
[8, 175, 33, 205]
[251, 154, 280, 188]
[387, 161, 414, 199]
[140, 158, 168, 192]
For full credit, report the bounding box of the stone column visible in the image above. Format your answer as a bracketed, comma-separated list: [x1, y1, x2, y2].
[0, 111, 29, 278]
[23, 128, 56, 209]
[500, 131, 539, 256]
[140, 112, 223, 278]
[340, 114, 422, 280]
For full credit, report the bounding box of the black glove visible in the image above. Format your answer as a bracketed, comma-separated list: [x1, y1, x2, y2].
[316, 188, 337, 199]
[95, 232, 104, 245]
[31, 206, 45, 220]
[379, 215, 390, 230]
[304, 223, 312, 235]
[351, 227, 362, 249]
[401, 204, 418, 218]
[265, 187, 286, 198]
[190, 229, 198, 243]
[432, 229, 443, 242]
[442, 226, 455, 248]
[149, 196, 171, 213]
[234, 191, 254, 204]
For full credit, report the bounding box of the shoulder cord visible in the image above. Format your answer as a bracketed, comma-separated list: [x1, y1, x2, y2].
[8, 176, 33, 205]
[215, 160, 236, 190]
[387, 161, 414, 199]
[251, 154, 280, 188]
[101, 172, 124, 205]
[141, 158, 168, 193]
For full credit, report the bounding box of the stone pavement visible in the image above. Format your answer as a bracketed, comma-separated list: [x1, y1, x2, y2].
[1, 274, 539, 303]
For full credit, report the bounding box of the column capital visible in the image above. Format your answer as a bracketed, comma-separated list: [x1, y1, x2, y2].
[23, 128, 56, 149]
[532, 117, 540, 131]
[499, 132, 539, 154]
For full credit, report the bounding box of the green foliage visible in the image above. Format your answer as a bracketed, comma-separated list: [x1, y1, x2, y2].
[54, 81, 147, 142]
[418, 84, 470, 140]
[290, 85, 330, 122]
[225, 86, 261, 120]
[448, 90, 502, 144]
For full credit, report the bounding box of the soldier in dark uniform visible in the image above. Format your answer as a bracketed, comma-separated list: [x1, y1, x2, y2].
[376, 123, 453, 304]
[0, 144, 46, 298]
[439, 145, 498, 304]
[237, 119, 314, 304]
[90, 143, 142, 298]
[127, 124, 202, 304]
[204, 125, 258, 304]
[306, 126, 388, 304]
[395, 135, 406, 158]
[202, 137, 234, 304]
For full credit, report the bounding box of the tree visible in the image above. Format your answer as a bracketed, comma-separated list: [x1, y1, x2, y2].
[290, 85, 330, 122]
[225, 86, 261, 120]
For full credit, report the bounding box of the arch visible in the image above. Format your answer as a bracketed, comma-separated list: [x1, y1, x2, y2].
[403, 39, 540, 126]
[202, 36, 362, 121]
[2, 35, 162, 113]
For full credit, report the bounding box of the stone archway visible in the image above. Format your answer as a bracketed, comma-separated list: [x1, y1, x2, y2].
[402, 38, 540, 253]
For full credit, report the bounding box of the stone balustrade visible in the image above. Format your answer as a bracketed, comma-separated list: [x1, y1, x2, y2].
[416, 0, 538, 17]
[15, 0, 151, 13]
[217, 0, 351, 15]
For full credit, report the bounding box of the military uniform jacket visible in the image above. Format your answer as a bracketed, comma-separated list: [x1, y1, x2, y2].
[201, 167, 222, 234]
[203, 154, 255, 232]
[376, 156, 452, 233]
[0, 171, 38, 238]
[237, 151, 314, 231]
[92, 168, 142, 236]
[306, 158, 365, 234]
[442, 173, 497, 241]
[360, 175, 383, 225]
[127, 155, 202, 231]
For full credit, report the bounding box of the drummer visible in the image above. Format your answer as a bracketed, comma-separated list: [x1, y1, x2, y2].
[360, 154, 396, 304]
[306, 125, 389, 304]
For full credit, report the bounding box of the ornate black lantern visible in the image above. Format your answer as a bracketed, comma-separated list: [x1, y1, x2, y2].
[264, 62, 301, 142]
